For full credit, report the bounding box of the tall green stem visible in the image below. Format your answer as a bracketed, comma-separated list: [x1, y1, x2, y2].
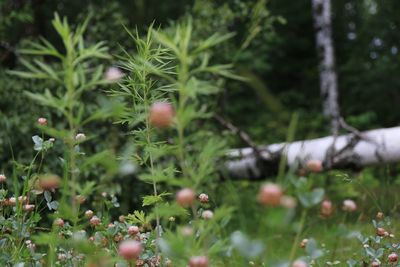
[289, 209, 307, 264]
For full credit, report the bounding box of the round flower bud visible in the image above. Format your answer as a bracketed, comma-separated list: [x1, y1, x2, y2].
[176, 188, 195, 207]
[181, 226, 193, 236]
[149, 102, 174, 128]
[189, 256, 209, 267]
[280, 196, 297, 209]
[23, 204, 35, 212]
[54, 218, 65, 227]
[119, 215, 125, 223]
[0, 174, 6, 183]
[388, 253, 398, 263]
[306, 159, 323, 172]
[105, 67, 124, 82]
[90, 216, 101, 226]
[198, 193, 209, 203]
[376, 212, 384, 220]
[320, 200, 333, 217]
[300, 238, 309, 248]
[85, 210, 94, 219]
[128, 225, 140, 235]
[342, 199, 357, 212]
[118, 240, 142, 261]
[201, 210, 214, 220]
[37, 117, 48, 126]
[75, 133, 86, 142]
[37, 174, 61, 191]
[371, 261, 380, 267]
[376, 227, 386, 237]
[257, 183, 283, 206]
[292, 260, 308, 267]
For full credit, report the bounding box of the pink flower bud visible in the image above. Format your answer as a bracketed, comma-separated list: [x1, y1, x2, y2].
[7, 197, 16, 206]
[376, 227, 386, 237]
[37, 174, 61, 191]
[23, 204, 35, 212]
[306, 159, 323, 172]
[118, 240, 142, 260]
[85, 210, 94, 219]
[280, 196, 297, 209]
[0, 174, 6, 183]
[371, 261, 380, 267]
[176, 188, 196, 207]
[292, 260, 308, 267]
[181, 226, 193, 236]
[257, 183, 283, 206]
[37, 117, 48, 125]
[108, 223, 115, 229]
[54, 218, 64, 227]
[149, 102, 175, 128]
[388, 253, 398, 263]
[198, 193, 209, 203]
[320, 200, 333, 217]
[189, 256, 209, 267]
[90, 216, 101, 226]
[342, 199, 357, 212]
[201, 210, 214, 220]
[128, 225, 140, 235]
[300, 238, 309, 248]
[105, 67, 124, 82]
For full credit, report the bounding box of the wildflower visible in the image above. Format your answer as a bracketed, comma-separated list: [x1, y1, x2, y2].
[342, 199, 357, 212]
[198, 193, 209, 203]
[300, 238, 309, 248]
[114, 233, 123, 242]
[90, 216, 101, 226]
[388, 253, 398, 263]
[176, 188, 195, 207]
[75, 195, 86, 204]
[306, 159, 323, 172]
[105, 66, 124, 81]
[75, 133, 86, 142]
[119, 215, 125, 222]
[376, 212, 384, 220]
[202, 210, 214, 220]
[85, 210, 94, 219]
[189, 256, 209, 267]
[18, 196, 28, 204]
[0, 174, 6, 183]
[292, 260, 308, 267]
[23, 204, 35, 212]
[37, 174, 61, 191]
[168, 216, 175, 222]
[257, 183, 283, 206]
[7, 197, 16, 206]
[54, 218, 65, 227]
[371, 261, 380, 267]
[128, 225, 140, 235]
[320, 200, 333, 217]
[37, 117, 48, 125]
[58, 254, 67, 261]
[149, 102, 175, 128]
[376, 227, 386, 237]
[181, 226, 193, 236]
[118, 240, 142, 260]
[281, 195, 297, 209]
[101, 192, 108, 198]
[108, 223, 115, 229]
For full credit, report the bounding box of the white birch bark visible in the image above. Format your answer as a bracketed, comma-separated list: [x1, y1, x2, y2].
[224, 127, 400, 179]
[312, 0, 341, 134]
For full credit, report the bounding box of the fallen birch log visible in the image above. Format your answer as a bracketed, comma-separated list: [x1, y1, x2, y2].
[224, 126, 400, 180]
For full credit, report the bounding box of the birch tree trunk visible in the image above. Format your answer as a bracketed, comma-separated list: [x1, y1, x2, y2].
[312, 0, 341, 134]
[224, 127, 400, 180]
